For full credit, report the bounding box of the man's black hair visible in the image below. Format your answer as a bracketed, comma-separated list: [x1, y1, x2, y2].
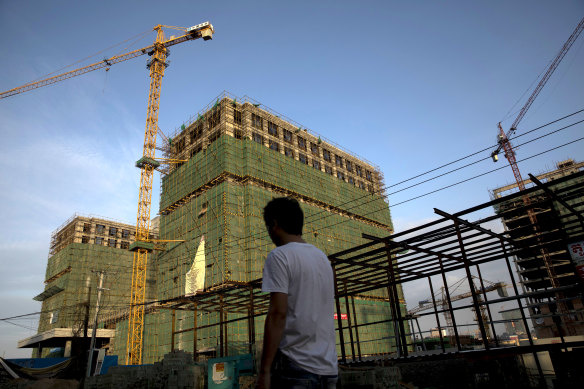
[263, 197, 304, 235]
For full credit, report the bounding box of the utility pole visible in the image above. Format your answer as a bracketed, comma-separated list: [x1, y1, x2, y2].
[86, 270, 108, 378]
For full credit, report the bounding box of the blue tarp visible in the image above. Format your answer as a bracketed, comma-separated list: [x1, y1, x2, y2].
[7, 355, 118, 375]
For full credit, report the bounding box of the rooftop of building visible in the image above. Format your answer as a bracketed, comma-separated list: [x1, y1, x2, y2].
[165, 91, 382, 171]
[491, 158, 584, 198]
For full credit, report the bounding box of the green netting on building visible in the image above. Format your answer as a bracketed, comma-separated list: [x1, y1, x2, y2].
[118, 131, 409, 363]
[160, 135, 392, 229]
[36, 243, 155, 357]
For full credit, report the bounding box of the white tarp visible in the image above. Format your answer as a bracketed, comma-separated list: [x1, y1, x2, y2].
[185, 235, 206, 296]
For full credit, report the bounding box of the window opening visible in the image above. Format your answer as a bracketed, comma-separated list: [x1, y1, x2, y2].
[283, 129, 293, 143]
[337, 171, 345, 180]
[82, 236, 90, 244]
[233, 110, 242, 125]
[252, 113, 263, 129]
[366, 170, 373, 181]
[108, 239, 117, 247]
[297, 137, 307, 150]
[346, 160, 353, 172]
[121, 241, 130, 249]
[175, 137, 186, 153]
[325, 165, 333, 175]
[109, 227, 117, 237]
[209, 107, 221, 128]
[310, 142, 319, 155]
[96, 225, 105, 235]
[284, 147, 294, 158]
[312, 160, 321, 170]
[348, 176, 355, 185]
[95, 237, 104, 245]
[335, 155, 343, 168]
[190, 124, 203, 143]
[355, 165, 362, 177]
[83, 223, 91, 233]
[234, 129, 244, 139]
[122, 229, 130, 239]
[208, 130, 221, 143]
[269, 140, 280, 151]
[299, 153, 308, 164]
[252, 132, 264, 145]
[323, 149, 331, 162]
[268, 121, 278, 137]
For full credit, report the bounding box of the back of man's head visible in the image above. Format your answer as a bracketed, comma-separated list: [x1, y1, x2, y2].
[263, 197, 304, 235]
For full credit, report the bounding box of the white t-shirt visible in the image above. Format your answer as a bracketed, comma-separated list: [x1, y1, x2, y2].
[262, 242, 338, 376]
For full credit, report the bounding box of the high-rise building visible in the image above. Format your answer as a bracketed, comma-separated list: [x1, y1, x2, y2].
[492, 159, 584, 338]
[117, 93, 402, 363]
[19, 215, 158, 357]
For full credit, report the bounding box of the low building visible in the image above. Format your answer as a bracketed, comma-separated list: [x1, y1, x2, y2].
[19, 215, 158, 358]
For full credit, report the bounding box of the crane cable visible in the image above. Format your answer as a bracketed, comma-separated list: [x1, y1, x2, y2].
[30, 29, 152, 84]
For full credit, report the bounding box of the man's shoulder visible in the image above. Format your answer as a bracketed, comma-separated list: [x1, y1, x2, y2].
[273, 242, 326, 256]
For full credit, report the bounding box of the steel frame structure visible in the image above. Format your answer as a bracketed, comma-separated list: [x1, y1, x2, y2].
[143, 170, 584, 385]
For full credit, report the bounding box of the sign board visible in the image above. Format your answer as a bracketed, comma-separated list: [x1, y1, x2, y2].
[568, 241, 584, 263]
[334, 313, 348, 320]
[568, 241, 584, 281]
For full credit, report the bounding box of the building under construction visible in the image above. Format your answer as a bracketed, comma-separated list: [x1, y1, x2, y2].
[491, 159, 584, 338]
[23, 93, 404, 364]
[19, 215, 158, 358]
[115, 93, 401, 363]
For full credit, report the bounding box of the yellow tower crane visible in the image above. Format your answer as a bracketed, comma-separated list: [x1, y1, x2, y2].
[0, 22, 215, 365]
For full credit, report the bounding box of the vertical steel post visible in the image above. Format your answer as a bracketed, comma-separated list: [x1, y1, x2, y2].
[250, 287, 256, 350]
[193, 304, 198, 361]
[224, 308, 228, 357]
[438, 256, 461, 351]
[428, 276, 446, 352]
[385, 272, 401, 355]
[332, 262, 346, 362]
[451, 222, 490, 349]
[219, 295, 224, 357]
[385, 242, 408, 357]
[475, 264, 498, 347]
[415, 318, 426, 351]
[350, 296, 362, 361]
[171, 309, 176, 352]
[502, 241, 545, 384]
[343, 282, 356, 361]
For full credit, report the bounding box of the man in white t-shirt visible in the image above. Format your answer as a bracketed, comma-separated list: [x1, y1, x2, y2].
[256, 197, 338, 389]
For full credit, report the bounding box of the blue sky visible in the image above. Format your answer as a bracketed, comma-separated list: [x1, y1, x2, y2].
[0, 1, 582, 356]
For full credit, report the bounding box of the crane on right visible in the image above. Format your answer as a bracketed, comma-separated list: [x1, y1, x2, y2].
[490, 16, 584, 307]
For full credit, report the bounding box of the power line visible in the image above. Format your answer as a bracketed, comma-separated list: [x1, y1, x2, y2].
[9, 114, 581, 323]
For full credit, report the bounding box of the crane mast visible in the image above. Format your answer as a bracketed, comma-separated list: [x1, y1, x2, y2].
[126, 25, 167, 366]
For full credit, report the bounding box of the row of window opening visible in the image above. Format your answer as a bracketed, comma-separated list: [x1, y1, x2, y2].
[86, 223, 132, 239]
[82, 235, 130, 249]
